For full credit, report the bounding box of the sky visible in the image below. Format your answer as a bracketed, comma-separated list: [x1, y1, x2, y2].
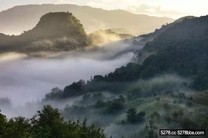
[0, 0, 208, 18]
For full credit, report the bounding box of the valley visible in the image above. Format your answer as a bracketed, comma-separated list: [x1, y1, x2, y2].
[0, 3, 207, 138]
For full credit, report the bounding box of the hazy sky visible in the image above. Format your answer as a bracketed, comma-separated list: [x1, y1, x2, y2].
[0, 0, 208, 18]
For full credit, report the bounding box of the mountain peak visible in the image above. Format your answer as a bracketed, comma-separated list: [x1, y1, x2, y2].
[0, 12, 89, 52]
[24, 12, 87, 40]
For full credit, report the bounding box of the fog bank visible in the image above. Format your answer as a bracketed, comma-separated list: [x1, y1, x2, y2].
[0, 51, 133, 107]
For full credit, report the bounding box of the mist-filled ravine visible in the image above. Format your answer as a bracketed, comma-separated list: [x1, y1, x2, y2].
[0, 51, 133, 106]
[0, 3, 208, 138]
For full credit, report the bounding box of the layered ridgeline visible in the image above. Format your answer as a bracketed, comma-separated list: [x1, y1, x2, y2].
[43, 15, 208, 138]
[0, 12, 88, 52]
[0, 4, 174, 35]
[44, 15, 208, 100]
[133, 16, 196, 63]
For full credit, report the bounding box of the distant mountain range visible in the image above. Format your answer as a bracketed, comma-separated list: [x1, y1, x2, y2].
[0, 4, 174, 35]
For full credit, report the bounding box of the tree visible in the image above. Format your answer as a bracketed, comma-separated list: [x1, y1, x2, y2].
[0, 112, 6, 136]
[95, 100, 105, 108]
[31, 105, 64, 138]
[146, 120, 158, 138]
[126, 108, 145, 123]
[140, 120, 158, 138]
[0, 105, 107, 138]
[150, 112, 160, 121]
[127, 108, 137, 123]
[2, 117, 32, 138]
[63, 80, 86, 98]
[105, 96, 125, 113]
[45, 87, 63, 100]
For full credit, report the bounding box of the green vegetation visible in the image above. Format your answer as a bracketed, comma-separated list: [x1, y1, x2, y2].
[45, 63, 142, 100]
[104, 96, 125, 114]
[0, 105, 106, 138]
[44, 83, 208, 138]
[192, 91, 208, 106]
[1, 14, 207, 138]
[141, 16, 208, 90]
[126, 108, 145, 123]
[94, 96, 126, 114]
[42, 15, 208, 137]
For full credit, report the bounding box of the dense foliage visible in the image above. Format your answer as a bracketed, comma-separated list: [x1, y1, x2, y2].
[0, 105, 106, 138]
[1, 9, 208, 138]
[141, 16, 208, 90]
[45, 15, 208, 101]
[45, 63, 142, 100]
[95, 96, 126, 114]
[126, 108, 145, 123]
[40, 16, 208, 137]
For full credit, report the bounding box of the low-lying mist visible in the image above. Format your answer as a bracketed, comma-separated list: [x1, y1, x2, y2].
[134, 74, 191, 93]
[0, 37, 139, 118]
[0, 53, 132, 105]
[57, 74, 193, 138]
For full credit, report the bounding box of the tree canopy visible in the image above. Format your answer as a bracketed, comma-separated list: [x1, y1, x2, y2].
[0, 105, 107, 138]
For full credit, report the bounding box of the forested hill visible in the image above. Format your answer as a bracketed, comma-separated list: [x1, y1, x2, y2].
[144, 16, 207, 52]
[45, 15, 208, 100]
[141, 15, 208, 90]
[0, 12, 89, 52]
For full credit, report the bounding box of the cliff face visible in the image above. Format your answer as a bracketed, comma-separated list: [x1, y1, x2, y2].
[0, 12, 89, 52]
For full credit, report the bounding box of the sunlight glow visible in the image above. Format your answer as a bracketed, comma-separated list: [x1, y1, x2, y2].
[0, 0, 208, 18]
